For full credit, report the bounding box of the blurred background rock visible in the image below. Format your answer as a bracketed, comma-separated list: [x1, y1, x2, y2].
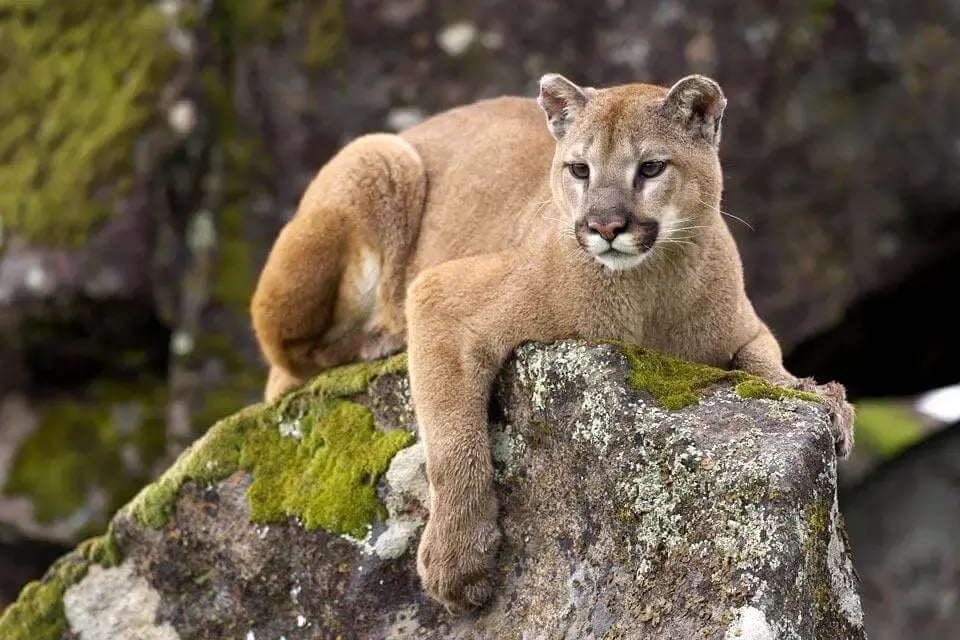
[0, 1, 957, 637]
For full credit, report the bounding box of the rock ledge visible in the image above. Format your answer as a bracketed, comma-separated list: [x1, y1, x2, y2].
[0, 341, 865, 639]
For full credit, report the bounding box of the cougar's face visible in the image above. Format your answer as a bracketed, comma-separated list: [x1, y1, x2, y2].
[539, 75, 725, 272]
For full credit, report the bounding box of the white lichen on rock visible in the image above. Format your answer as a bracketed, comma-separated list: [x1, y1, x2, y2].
[491, 423, 527, 476]
[360, 441, 428, 559]
[514, 341, 631, 453]
[64, 562, 180, 640]
[828, 495, 865, 628]
[384, 441, 428, 507]
[278, 417, 303, 440]
[368, 516, 422, 559]
[724, 606, 776, 640]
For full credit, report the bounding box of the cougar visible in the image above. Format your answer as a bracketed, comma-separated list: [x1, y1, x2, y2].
[250, 73, 855, 611]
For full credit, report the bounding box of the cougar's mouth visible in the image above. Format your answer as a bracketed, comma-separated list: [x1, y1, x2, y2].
[577, 230, 654, 271]
[593, 248, 647, 272]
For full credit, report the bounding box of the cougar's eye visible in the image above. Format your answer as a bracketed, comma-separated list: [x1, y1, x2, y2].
[568, 163, 590, 180]
[637, 160, 666, 180]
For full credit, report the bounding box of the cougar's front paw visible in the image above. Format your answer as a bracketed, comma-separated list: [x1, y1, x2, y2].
[416, 508, 502, 613]
[796, 378, 855, 459]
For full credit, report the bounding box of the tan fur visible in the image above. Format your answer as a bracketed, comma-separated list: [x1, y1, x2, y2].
[250, 75, 855, 611]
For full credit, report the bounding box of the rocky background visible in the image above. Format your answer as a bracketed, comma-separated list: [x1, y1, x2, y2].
[1, 0, 958, 637]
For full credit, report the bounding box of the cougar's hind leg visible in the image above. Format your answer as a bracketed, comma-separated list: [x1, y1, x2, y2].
[347, 134, 427, 348]
[251, 134, 426, 401]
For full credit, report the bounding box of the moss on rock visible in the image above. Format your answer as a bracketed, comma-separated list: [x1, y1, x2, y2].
[614, 342, 819, 409]
[617, 343, 741, 409]
[0, 554, 88, 639]
[127, 354, 413, 537]
[242, 399, 413, 537]
[0, 529, 119, 639]
[0, 0, 174, 245]
[734, 379, 820, 403]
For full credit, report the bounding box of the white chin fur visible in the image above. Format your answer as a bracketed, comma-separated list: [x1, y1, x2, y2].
[584, 232, 645, 271]
[610, 233, 638, 253]
[596, 251, 645, 271]
[584, 234, 610, 255]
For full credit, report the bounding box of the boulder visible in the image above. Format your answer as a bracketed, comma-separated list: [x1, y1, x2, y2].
[0, 342, 865, 639]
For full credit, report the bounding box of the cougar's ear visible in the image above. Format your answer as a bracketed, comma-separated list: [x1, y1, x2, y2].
[662, 75, 726, 146]
[538, 73, 589, 140]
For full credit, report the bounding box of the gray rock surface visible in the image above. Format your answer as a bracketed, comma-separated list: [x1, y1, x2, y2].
[0, 342, 866, 639]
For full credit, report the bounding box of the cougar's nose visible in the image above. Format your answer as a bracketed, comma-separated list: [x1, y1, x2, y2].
[587, 216, 627, 241]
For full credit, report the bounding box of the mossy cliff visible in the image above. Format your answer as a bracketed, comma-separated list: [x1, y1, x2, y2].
[127, 353, 413, 535]
[0, 0, 174, 245]
[0, 354, 411, 638]
[0, 532, 120, 640]
[0, 342, 864, 639]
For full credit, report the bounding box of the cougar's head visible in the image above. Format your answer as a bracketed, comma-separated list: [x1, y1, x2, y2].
[538, 73, 726, 271]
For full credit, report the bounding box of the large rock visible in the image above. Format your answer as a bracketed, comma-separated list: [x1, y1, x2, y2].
[0, 342, 865, 639]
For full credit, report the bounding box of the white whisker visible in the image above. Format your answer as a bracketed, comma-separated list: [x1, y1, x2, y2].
[697, 198, 754, 231]
[666, 225, 709, 233]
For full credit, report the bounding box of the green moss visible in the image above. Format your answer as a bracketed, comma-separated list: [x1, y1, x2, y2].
[616, 343, 740, 409]
[307, 352, 407, 396]
[0, 555, 88, 639]
[801, 497, 834, 623]
[853, 400, 924, 457]
[611, 342, 822, 410]
[242, 400, 413, 537]
[76, 527, 123, 568]
[3, 380, 167, 525]
[0, 528, 120, 639]
[127, 355, 413, 538]
[802, 499, 830, 555]
[734, 379, 820, 403]
[126, 407, 252, 528]
[0, 0, 174, 245]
